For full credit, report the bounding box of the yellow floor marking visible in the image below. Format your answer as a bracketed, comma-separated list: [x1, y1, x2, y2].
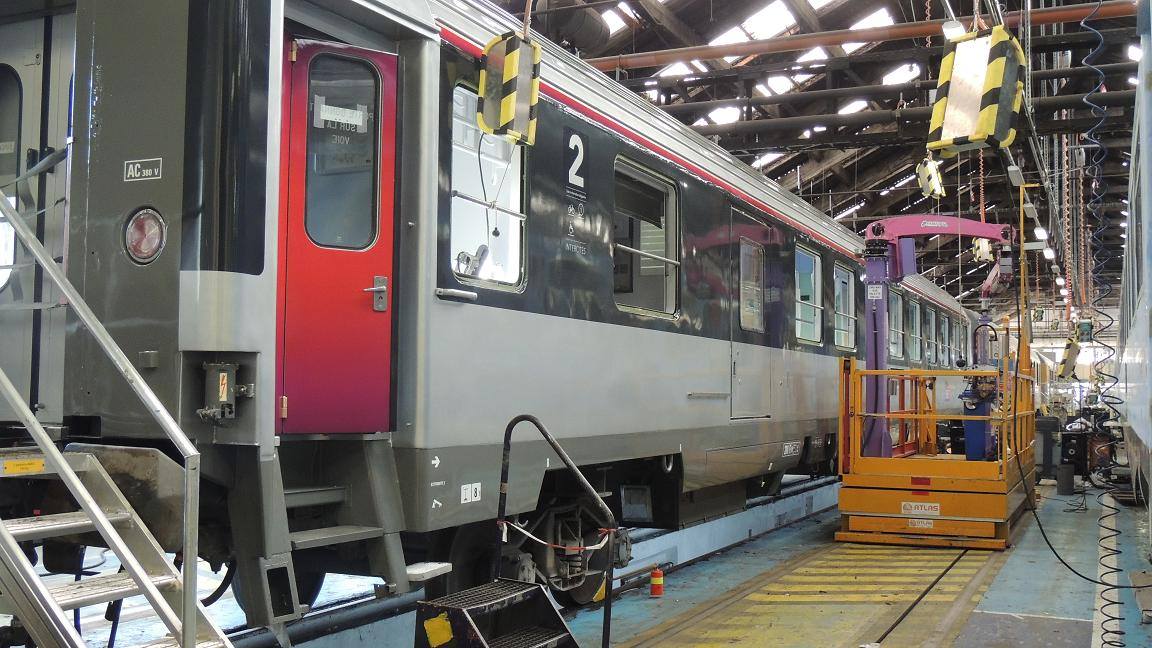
[740, 593, 958, 603]
[779, 574, 973, 583]
[756, 583, 966, 594]
[797, 562, 976, 571]
[808, 558, 987, 567]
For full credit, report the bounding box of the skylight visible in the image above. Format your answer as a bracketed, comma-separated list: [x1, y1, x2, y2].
[709, 106, 742, 124]
[834, 202, 866, 220]
[743, 1, 796, 40]
[793, 47, 827, 83]
[807, 0, 837, 9]
[659, 62, 694, 77]
[883, 63, 921, 86]
[752, 151, 783, 168]
[843, 8, 894, 54]
[765, 76, 794, 94]
[602, 10, 627, 34]
[839, 100, 868, 114]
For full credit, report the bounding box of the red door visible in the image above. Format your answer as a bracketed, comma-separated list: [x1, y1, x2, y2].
[278, 42, 397, 434]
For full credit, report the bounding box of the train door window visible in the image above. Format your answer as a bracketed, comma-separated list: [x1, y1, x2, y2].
[940, 315, 951, 366]
[955, 320, 966, 360]
[794, 246, 822, 343]
[450, 86, 524, 285]
[0, 65, 19, 291]
[833, 264, 855, 348]
[925, 308, 937, 364]
[888, 292, 905, 358]
[305, 55, 379, 250]
[908, 300, 922, 362]
[612, 160, 679, 315]
[738, 237, 765, 333]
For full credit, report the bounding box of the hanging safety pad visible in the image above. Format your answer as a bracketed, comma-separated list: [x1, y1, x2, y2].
[477, 32, 542, 146]
[927, 25, 1027, 158]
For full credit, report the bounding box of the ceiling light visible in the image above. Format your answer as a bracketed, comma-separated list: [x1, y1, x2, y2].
[1121, 233, 1127, 239]
[1007, 165, 1025, 186]
[1121, 221, 1128, 228]
[1056, 276, 1066, 286]
[1129, 45, 1143, 62]
[942, 20, 966, 40]
[1121, 210, 1129, 216]
[1033, 226, 1048, 241]
[1043, 247, 1056, 260]
[1060, 288, 1069, 296]
[1130, 77, 1140, 86]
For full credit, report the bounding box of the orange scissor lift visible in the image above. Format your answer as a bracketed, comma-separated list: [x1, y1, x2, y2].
[835, 213, 1036, 550]
[836, 357, 1037, 550]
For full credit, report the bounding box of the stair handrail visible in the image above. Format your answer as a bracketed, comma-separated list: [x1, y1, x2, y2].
[495, 414, 616, 648]
[0, 183, 200, 647]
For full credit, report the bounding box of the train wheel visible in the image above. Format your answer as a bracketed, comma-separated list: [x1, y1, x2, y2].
[425, 521, 500, 598]
[552, 542, 609, 607]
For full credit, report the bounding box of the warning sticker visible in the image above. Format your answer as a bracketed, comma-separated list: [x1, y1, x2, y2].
[866, 284, 883, 301]
[2, 458, 46, 475]
[218, 372, 229, 403]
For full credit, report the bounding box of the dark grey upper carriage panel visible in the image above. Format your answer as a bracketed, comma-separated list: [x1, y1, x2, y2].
[428, 0, 964, 315]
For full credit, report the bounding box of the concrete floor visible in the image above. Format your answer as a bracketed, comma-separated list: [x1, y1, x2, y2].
[568, 482, 1152, 648]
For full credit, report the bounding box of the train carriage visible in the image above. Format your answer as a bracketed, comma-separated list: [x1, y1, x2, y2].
[0, 0, 977, 628]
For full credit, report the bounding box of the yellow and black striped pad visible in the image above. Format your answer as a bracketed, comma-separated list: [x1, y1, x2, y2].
[477, 31, 542, 146]
[927, 26, 1027, 158]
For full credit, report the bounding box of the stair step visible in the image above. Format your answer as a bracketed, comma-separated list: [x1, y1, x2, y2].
[429, 579, 540, 615]
[49, 571, 176, 610]
[284, 485, 347, 509]
[5, 510, 131, 542]
[406, 561, 453, 582]
[490, 626, 572, 648]
[290, 525, 383, 550]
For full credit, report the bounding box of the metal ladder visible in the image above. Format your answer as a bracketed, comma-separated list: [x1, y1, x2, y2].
[0, 182, 230, 646]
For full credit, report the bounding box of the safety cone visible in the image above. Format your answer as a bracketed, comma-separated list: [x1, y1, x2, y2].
[649, 567, 664, 597]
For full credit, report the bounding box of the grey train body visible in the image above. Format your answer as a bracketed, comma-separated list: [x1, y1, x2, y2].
[0, 0, 976, 623]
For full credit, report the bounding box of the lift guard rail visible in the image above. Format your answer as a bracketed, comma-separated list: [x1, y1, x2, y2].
[496, 414, 617, 648]
[0, 181, 202, 647]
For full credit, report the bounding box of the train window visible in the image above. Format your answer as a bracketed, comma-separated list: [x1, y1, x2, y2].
[908, 300, 922, 362]
[794, 246, 822, 343]
[612, 160, 679, 315]
[833, 265, 855, 348]
[305, 55, 379, 250]
[888, 292, 905, 358]
[925, 308, 937, 364]
[450, 86, 524, 285]
[940, 315, 951, 366]
[738, 237, 765, 333]
[0, 65, 19, 292]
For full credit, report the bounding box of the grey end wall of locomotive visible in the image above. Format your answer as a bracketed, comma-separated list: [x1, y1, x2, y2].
[0, 12, 74, 427]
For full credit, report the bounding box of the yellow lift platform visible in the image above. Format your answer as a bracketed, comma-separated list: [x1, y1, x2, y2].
[836, 360, 1036, 550]
[836, 202, 1037, 550]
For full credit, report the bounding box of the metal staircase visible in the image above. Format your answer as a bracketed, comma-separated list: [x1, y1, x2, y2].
[0, 182, 229, 647]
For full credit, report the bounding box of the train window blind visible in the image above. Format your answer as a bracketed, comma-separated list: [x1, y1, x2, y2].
[738, 237, 765, 333]
[449, 86, 524, 285]
[612, 160, 679, 315]
[794, 247, 822, 343]
[888, 292, 905, 358]
[833, 265, 855, 349]
[925, 308, 937, 364]
[0, 65, 18, 292]
[908, 300, 922, 362]
[305, 55, 379, 250]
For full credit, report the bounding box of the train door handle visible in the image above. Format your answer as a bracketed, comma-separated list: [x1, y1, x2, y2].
[363, 276, 388, 312]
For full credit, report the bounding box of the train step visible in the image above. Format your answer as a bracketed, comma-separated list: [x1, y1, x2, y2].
[289, 524, 384, 550]
[414, 579, 576, 648]
[283, 485, 347, 509]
